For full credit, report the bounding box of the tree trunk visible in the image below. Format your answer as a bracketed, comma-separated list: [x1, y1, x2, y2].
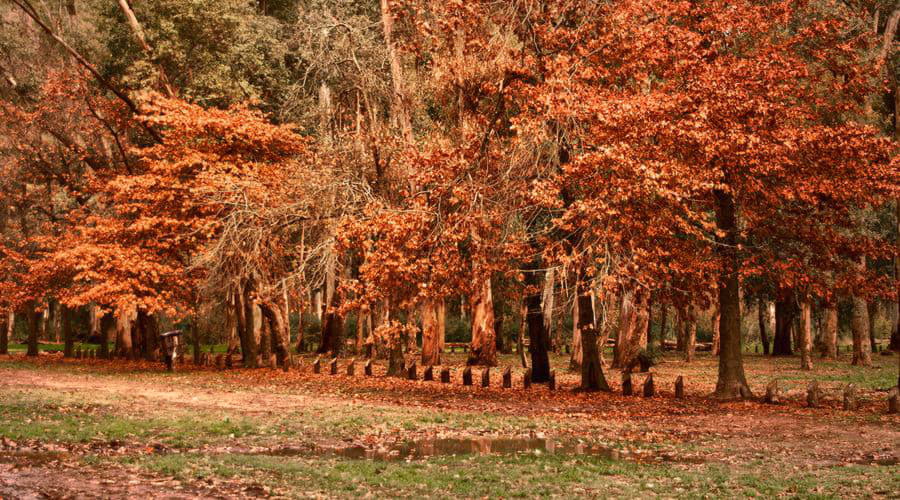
[421, 300, 442, 366]
[517, 299, 528, 368]
[259, 300, 290, 367]
[191, 319, 202, 365]
[658, 304, 668, 352]
[115, 306, 134, 358]
[822, 303, 838, 359]
[26, 302, 39, 357]
[758, 299, 770, 355]
[380, 0, 413, 142]
[773, 296, 795, 356]
[711, 301, 721, 356]
[137, 311, 159, 361]
[867, 301, 878, 352]
[525, 267, 552, 382]
[542, 268, 556, 352]
[675, 310, 685, 351]
[94, 305, 109, 359]
[0, 311, 9, 355]
[238, 283, 259, 368]
[851, 260, 873, 366]
[713, 188, 752, 399]
[683, 307, 696, 363]
[467, 277, 497, 366]
[62, 307, 73, 358]
[799, 296, 813, 370]
[613, 286, 648, 369]
[356, 311, 366, 354]
[570, 297, 583, 370]
[577, 269, 610, 392]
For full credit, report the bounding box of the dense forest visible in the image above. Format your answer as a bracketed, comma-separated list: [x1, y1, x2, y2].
[1, 0, 899, 401]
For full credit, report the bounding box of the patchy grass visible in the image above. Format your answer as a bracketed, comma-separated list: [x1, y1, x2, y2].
[1, 353, 897, 498]
[120, 451, 900, 498]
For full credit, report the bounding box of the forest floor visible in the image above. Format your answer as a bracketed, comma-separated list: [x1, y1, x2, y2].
[0, 350, 897, 498]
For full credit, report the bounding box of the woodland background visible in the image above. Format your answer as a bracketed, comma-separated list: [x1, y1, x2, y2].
[0, 0, 899, 399]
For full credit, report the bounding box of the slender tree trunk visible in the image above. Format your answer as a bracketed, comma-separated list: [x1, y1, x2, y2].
[822, 303, 838, 359]
[799, 296, 813, 370]
[542, 268, 556, 352]
[711, 301, 721, 356]
[62, 307, 73, 358]
[517, 299, 528, 368]
[421, 300, 442, 366]
[191, 319, 201, 365]
[713, 188, 752, 398]
[239, 282, 259, 368]
[675, 309, 685, 352]
[683, 307, 696, 363]
[851, 257, 873, 366]
[0, 311, 9, 355]
[525, 267, 552, 382]
[570, 297, 583, 370]
[95, 305, 109, 359]
[867, 301, 878, 352]
[758, 299, 770, 355]
[773, 296, 795, 356]
[658, 304, 668, 352]
[26, 303, 39, 357]
[467, 277, 497, 366]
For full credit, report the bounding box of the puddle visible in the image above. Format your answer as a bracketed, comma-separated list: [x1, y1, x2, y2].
[264, 437, 701, 463]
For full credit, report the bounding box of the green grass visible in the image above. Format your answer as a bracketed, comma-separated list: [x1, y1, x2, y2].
[6, 342, 99, 353]
[0, 391, 259, 447]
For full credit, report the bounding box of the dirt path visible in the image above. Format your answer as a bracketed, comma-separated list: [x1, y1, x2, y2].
[0, 451, 256, 499]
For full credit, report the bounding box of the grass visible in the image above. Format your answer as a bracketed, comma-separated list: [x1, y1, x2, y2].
[6, 342, 99, 353]
[0, 391, 260, 447]
[118, 451, 900, 498]
[1, 352, 897, 498]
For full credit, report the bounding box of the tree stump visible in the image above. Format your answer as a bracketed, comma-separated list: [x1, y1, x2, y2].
[548, 370, 556, 391]
[424, 366, 434, 381]
[888, 387, 899, 414]
[440, 367, 450, 383]
[347, 359, 355, 376]
[407, 362, 417, 381]
[674, 376, 684, 399]
[764, 379, 781, 404]
[806, 380, 821, 408]
[622, 372, 633, 396]
[330, 358, 338, 375]
[643, 373, 655, 398]
[842, 383, 857, 411]
[364, 359, 373, 376]
[282, 355, 291, 372]
[313, 357, 321, 374]
[463, 367, 473, 386]
[225, 354, 233, 369]
[524, 369, 532, 389]
[502, 367, 512, 389]
[481, 368, 490, 388]
[215, 354, 225, 370]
